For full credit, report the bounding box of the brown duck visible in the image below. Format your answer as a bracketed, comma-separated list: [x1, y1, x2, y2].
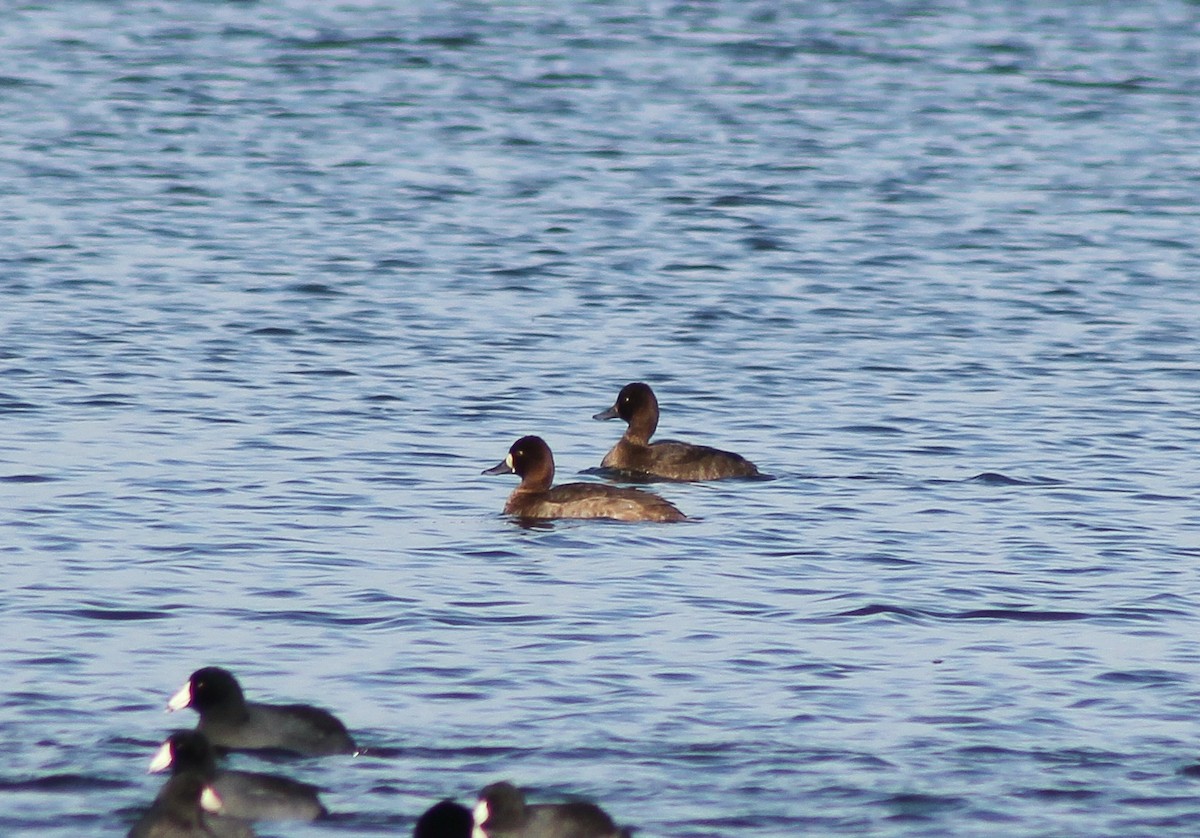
[483, 435, 685, 523]
[594, 382, 760, 480]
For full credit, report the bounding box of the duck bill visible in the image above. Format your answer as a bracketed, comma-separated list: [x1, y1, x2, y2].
[482, 461, 512, 475]
[593, 405, 619, 420]
[147, 740, 174, 774]
[166, 681, 191, 712]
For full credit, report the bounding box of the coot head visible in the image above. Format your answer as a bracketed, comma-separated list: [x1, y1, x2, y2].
[168, 667, 245, 715]
[148, 730, 218, 776]
[414, 799, 472, 838]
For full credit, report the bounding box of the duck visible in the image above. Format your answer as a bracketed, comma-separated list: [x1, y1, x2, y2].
[593, 382, 760, 480]
[149, 730, 327, 821]
[414, 799, 473, 838]
[166, 666, 356, 757]
[483, 435, 685, 523]
[472, 781, 629, 838]
[127, 771, 254, 838]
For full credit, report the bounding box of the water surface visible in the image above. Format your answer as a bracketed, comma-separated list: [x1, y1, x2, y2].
[2, 1, 1199, 836]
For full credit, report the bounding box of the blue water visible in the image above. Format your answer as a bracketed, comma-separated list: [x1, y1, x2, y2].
[2, 1, 1200, 835]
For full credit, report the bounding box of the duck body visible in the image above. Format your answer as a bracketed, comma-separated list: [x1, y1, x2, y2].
[504, 481, 685, 523]
[150, 730, 327, 822]
[473, 781, 629, 838]
[594, 382, 759, 481]
[167, 667, 356, 757]
[599, 436, 759, 482]
[484, 435, 685, 523]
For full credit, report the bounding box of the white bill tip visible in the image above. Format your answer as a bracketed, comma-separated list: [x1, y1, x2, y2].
[147, 740, 173, 774]
[166, 680, 191, 713]
[472, 799, 490, 838]
[200, 785, 223, 813]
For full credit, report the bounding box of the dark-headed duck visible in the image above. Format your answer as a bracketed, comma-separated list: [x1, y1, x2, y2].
[483, 435, 685, 523]
[472, 781, 630, 838]
[149, 730, 327, 822]
[166, 667, 356, 757]
[594, 382, 760, 480]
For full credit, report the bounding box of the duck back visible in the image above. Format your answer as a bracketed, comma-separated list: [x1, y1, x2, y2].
[505, 482, 685, 523]
[601, 438, 759, 481]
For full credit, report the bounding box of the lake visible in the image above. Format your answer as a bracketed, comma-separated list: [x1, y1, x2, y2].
[1, 1, 1199, 835]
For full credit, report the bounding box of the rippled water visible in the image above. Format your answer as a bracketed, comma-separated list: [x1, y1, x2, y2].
[2, 1, 1200, 835]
